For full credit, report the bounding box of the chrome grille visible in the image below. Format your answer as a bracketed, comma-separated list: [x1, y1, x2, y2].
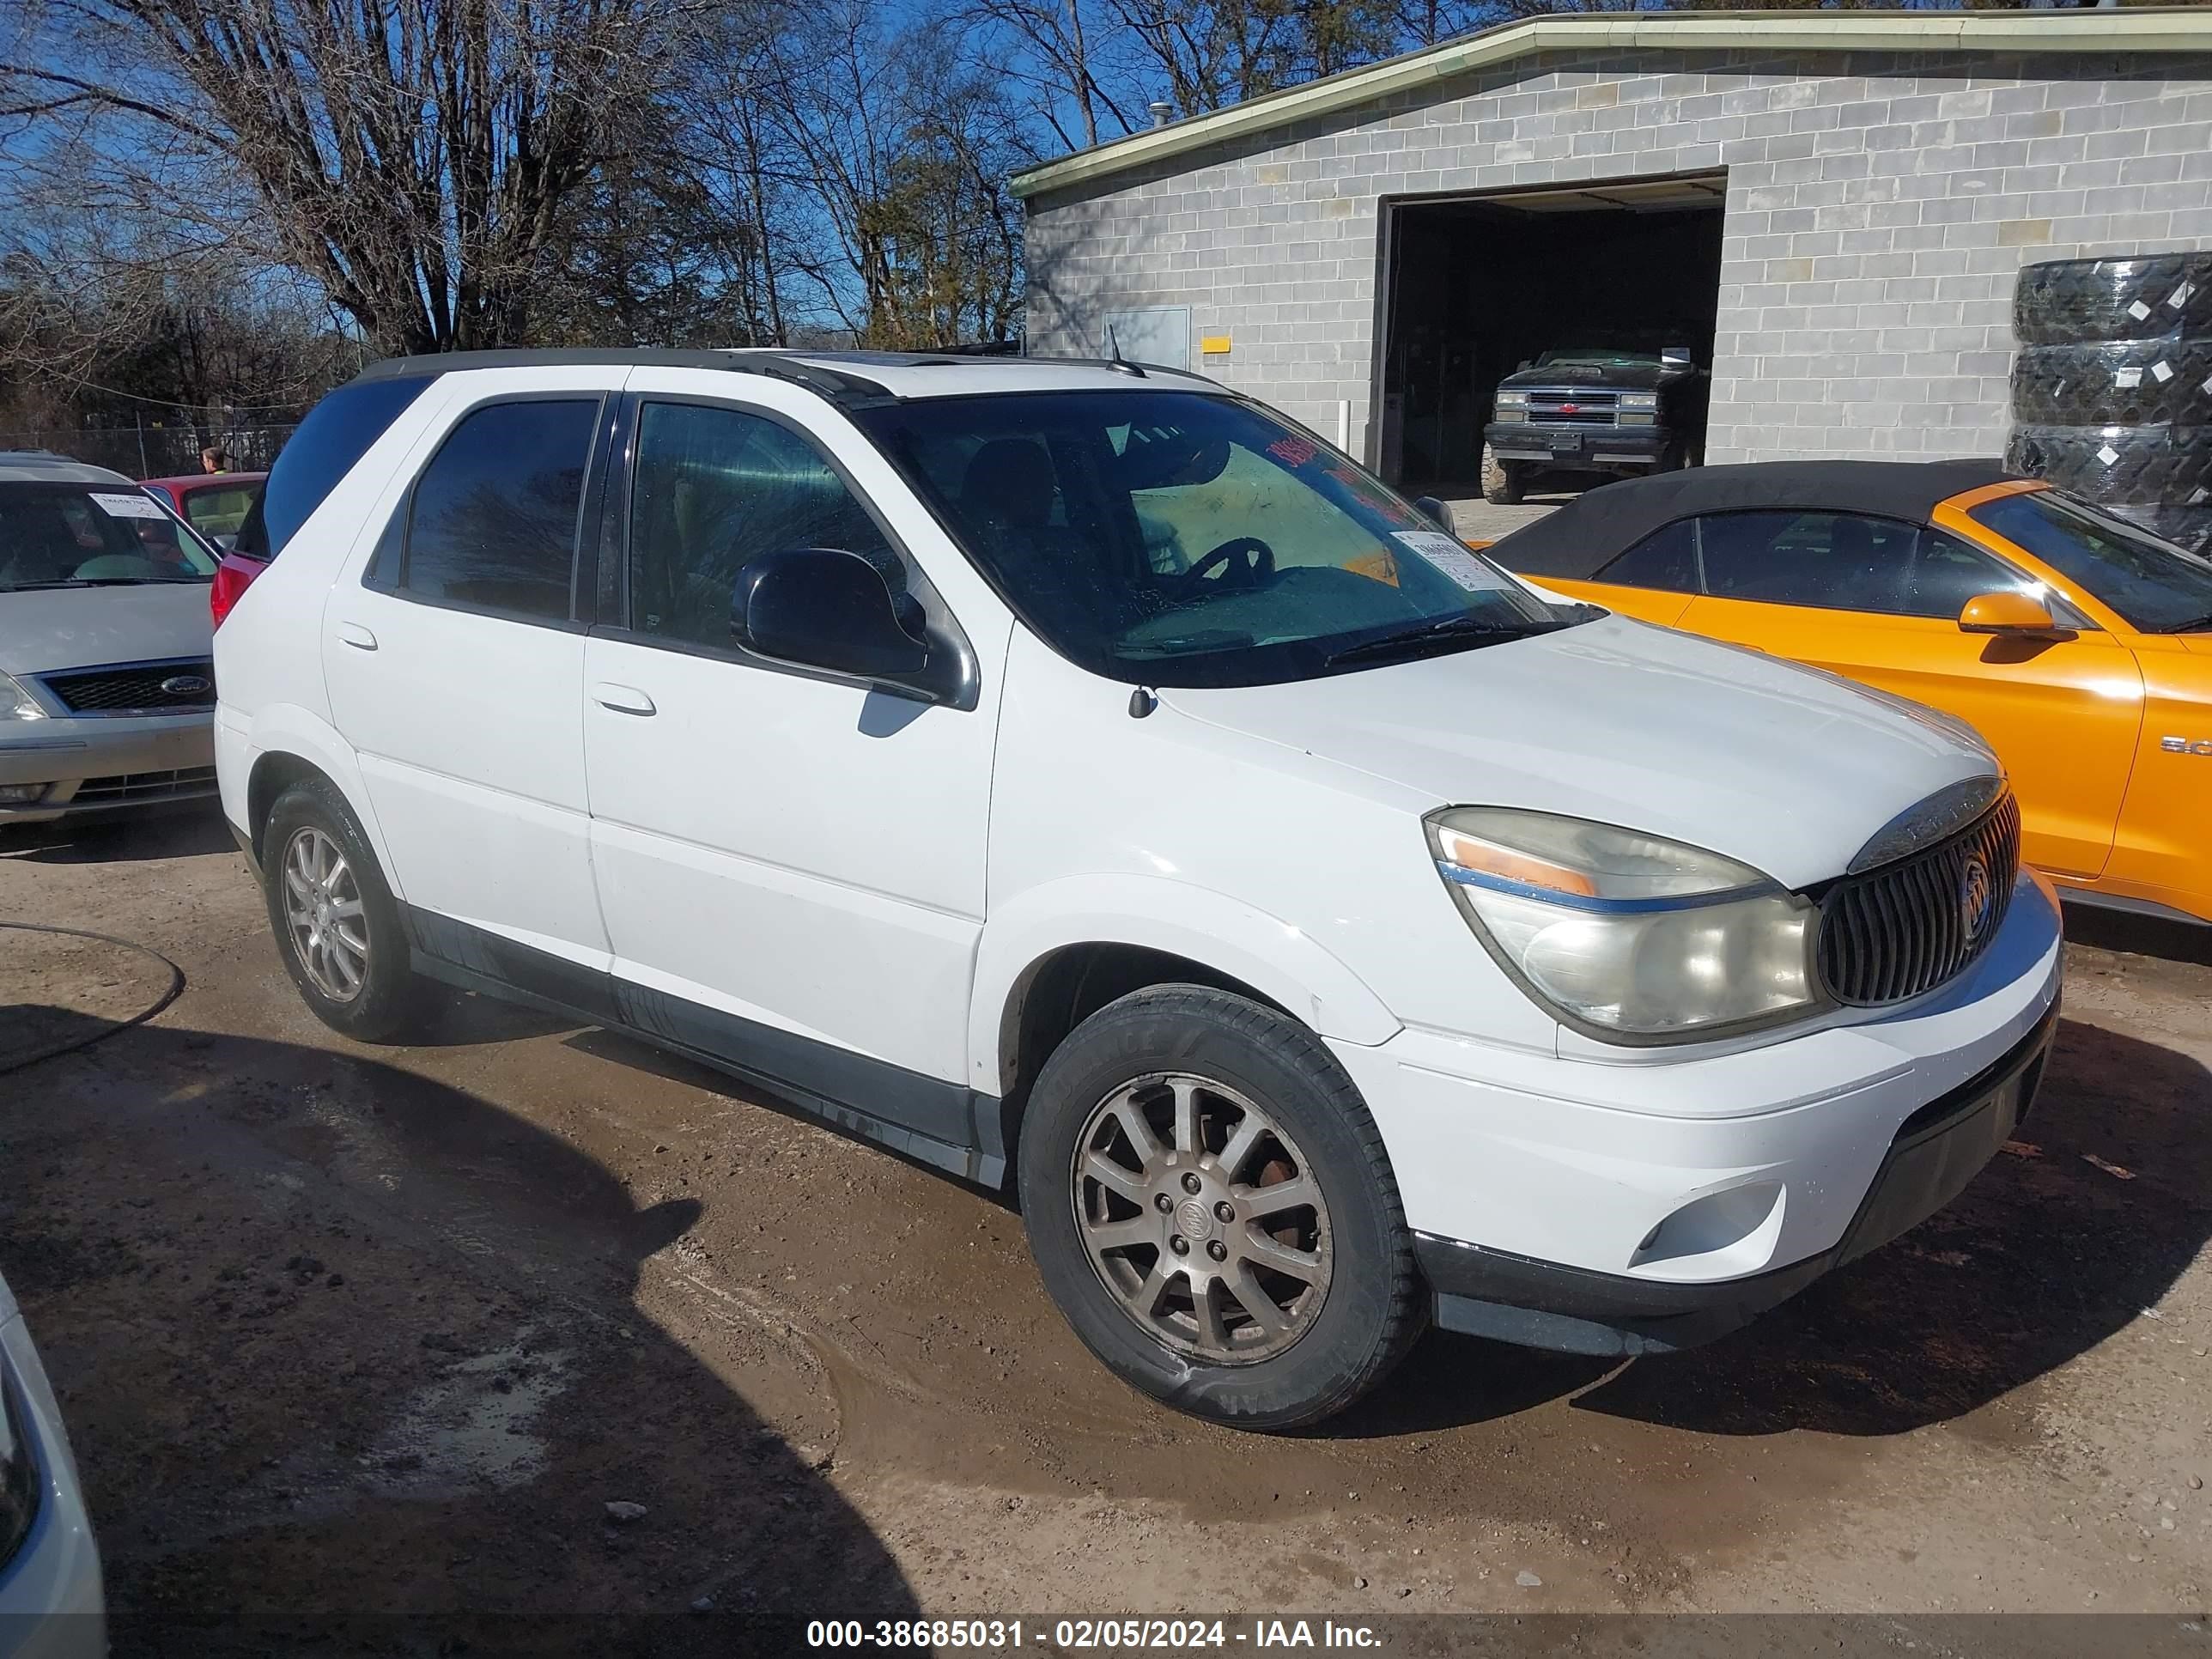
[71, 767, 218, 805]
[1523, 388, 1618, 426]
[1817, 794, 2021, 1006]
[39, 659, 216, 715]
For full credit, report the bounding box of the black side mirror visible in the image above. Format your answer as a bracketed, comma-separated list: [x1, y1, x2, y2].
[1413, 495, 1456, 534]
[1516, 359, 1533, 372]
[733, 548, 928, 681]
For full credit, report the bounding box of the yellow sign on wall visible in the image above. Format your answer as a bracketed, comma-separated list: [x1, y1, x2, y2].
[1200, 334, 1232, 356]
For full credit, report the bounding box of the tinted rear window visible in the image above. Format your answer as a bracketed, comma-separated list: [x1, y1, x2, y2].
[401, 399, 599, 621]
[237, 375, 434, 559]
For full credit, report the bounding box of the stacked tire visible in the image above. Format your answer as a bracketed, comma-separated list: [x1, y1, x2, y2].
[2007, 252, 2212, 555]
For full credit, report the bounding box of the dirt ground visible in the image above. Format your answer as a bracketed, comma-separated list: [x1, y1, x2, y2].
[3, 805, 2209, 1654]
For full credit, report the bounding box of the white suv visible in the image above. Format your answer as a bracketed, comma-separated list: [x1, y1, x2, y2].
[214, 350, 2062, 1429]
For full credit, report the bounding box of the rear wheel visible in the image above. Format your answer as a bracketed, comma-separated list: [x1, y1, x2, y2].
[1018, 987, 1423, 1431]
[262, 778, 433, 1042]
[1480, 442, 1523, 506]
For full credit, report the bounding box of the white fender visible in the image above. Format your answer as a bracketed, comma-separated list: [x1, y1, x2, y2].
[236, 704, 404, 898]
[969, 873, 1401, 1096]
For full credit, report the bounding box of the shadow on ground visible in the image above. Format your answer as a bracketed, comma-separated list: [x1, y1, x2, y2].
[1338, 1016, 2212, 1440]
[0, 804, 235, 865]
[0, 1007, 918, 1656]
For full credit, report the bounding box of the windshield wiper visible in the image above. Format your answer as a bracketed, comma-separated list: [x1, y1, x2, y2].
[0, 577, 189, 590]
[2161, 613, 2212, 633]
[1120, 630, 1256, 658]
[1323, 615, 1537, 666]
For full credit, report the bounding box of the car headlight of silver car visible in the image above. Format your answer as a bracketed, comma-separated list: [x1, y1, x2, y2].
[1425, 807, 1821, 1042]
[0, 672, 46, 722]
[0, 1369, 39, 1570]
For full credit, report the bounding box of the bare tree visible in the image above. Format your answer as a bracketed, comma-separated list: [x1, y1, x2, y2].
[952, 0, 1140, 153]
[1104, 0, 1399, 118]
[3, 0, 687, 354]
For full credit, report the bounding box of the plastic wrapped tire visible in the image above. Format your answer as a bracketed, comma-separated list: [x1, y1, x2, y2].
[2005, 424, 2212, 507]
[2010, 337, 2212, 427]
[2102, 501, 2212, 557]
[2013, 254, 2212, 346]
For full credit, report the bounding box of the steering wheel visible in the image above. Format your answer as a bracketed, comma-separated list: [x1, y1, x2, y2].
[1183, 535, 1275, 589]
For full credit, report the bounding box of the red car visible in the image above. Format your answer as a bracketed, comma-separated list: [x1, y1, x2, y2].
[138, 471, 267, 550]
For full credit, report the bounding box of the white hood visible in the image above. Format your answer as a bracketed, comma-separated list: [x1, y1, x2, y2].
[0, 581, 214, 677]
[1160, 614, 1997, 891]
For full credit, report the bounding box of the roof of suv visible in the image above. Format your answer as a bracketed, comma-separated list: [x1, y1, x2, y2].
[0, 452, 138, 487]
[351, 348, 1218, 407]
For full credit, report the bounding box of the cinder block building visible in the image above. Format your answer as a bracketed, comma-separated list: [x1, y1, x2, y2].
[1014, 9, 2212, 491]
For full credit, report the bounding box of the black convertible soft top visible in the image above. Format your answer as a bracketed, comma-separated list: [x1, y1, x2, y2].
[1484, 459, 2018, 580]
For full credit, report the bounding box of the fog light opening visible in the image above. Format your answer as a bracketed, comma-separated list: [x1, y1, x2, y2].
[1630, 1181, 1785, 1272]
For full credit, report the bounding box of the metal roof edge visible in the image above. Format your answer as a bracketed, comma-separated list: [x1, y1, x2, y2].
[1011, 7, 2212, 203]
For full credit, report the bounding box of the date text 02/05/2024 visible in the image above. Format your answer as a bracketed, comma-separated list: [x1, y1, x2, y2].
[805, 1618, 1383, 1650]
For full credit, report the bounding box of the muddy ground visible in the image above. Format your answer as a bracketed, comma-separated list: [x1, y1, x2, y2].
[2, 806, 2209, 1654]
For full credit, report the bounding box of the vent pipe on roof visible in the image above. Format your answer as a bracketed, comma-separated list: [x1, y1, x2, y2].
[1149, 100, 1173, 128]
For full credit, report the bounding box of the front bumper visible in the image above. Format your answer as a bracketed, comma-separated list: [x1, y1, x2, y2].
[1413, 1004, 2055, 1354]
[0, 1317, 106, 1656]
[0, 714, 215, 823]
[1485, 422, 1672, 468]
[1329, 869, 2064, 1356]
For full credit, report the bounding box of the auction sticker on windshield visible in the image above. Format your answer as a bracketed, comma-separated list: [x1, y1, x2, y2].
[1394, 531, 1515, 593]
[89, 491, 171, 520]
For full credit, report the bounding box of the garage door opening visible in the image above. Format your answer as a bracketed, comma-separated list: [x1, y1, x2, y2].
[1375, 173, 1726, 497]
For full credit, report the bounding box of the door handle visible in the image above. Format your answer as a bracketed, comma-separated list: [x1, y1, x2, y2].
[334, 622, 377, 651]
[592, 682, 657, 716]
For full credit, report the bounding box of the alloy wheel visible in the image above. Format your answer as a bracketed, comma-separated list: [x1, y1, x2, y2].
[282, 825, 368, 1003]
[1070, 1072, 1333, 1365]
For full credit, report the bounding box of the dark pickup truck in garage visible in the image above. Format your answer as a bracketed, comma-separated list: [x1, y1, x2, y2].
[1480, 342, 1710, 504]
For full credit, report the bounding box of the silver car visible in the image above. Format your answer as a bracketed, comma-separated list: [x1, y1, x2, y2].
[0, 452, 217, 824]
[0, 1266, 105, 1655]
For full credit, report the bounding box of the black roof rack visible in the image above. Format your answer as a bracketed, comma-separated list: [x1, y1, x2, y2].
[347, 346, 1218, 406]
[349, 348, 902, 408]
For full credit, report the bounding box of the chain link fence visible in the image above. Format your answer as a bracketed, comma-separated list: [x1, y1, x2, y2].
[0, 423, 296, 478]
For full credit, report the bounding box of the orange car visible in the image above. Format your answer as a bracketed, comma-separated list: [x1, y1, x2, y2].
[1483, 460, 2212, 925]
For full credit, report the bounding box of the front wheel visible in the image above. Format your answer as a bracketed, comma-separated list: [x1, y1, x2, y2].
[1480, 442, 1524, 505]
[1018, 987, 1423, 1430]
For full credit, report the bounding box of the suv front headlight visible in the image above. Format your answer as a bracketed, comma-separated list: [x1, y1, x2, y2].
[1494, 391, 1528, 407]
[0, 673, 46, 721]
[1425, 807, 1820, 1042]
[1619, 392, 1658, 411]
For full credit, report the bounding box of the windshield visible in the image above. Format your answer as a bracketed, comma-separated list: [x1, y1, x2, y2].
[0, 482, 216, 590]
[1536, 346, 1665, 368]
[1968, 489, 2212, 632]
[856, 391, 1579, 687]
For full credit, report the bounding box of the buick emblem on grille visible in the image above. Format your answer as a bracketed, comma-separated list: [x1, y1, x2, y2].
[1959, 855, 1995, 945]
[160, 675, 211, 696]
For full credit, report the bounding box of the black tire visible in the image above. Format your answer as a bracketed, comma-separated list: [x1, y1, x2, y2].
[260, 777, 434, 1042]
[2010, 337, 2212, 427]
[2102, 501, 2212, 556]
[2005, 422, 2212, 507]
[1018, 986, 1423, 1431]
[1480, 443, 1523, 506]
[2014, 252, 2212, 346]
